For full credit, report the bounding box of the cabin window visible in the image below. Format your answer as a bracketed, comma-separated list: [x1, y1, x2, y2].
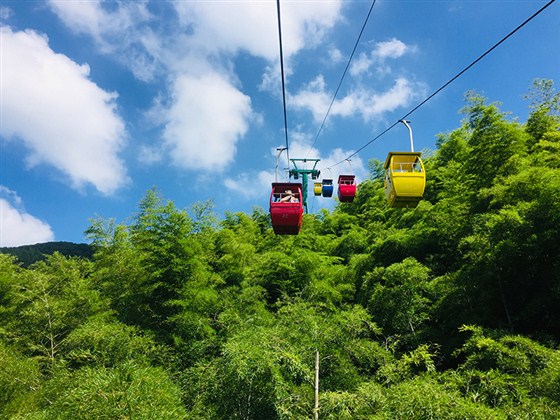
[392, 159, 423, 173]
[274, 192, 300, 202]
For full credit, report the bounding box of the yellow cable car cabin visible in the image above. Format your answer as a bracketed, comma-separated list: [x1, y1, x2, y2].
[314, 182, 322, 196]
[384, 151, 426, 208]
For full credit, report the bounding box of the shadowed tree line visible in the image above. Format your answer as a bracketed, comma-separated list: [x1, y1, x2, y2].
[0, 242, 94, 267]
[1, 80, 559, 418]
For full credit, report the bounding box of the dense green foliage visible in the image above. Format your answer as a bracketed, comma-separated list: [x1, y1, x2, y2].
[1, 80, 559, 418]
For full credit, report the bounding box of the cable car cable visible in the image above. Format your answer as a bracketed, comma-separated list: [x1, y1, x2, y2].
[324, 0, 557, 170]
[276, 0, 290, 167]
[305, 0, 378, 158]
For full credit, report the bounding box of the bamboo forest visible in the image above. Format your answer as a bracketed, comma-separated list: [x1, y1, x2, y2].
[1, 80, 560, 418]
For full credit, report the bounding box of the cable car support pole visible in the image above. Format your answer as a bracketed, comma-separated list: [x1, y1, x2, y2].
[275, 147, 287, 182]
[289, 158, 321, 214]
[314, 349, 319, 420]
[400, 119, 414, 152]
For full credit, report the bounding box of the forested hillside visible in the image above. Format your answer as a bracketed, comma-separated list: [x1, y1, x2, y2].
[0, 242, 94, 267]
[1, 81, 559, 418]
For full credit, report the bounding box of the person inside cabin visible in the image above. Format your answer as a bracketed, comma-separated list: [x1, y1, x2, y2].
[280, 189, 299, 202]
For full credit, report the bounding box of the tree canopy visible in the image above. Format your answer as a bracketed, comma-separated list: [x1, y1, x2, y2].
[1, 79, 559, 418]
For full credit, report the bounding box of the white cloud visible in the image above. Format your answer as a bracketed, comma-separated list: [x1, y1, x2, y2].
[47, 1, 346, 174]
[328, 47, 344, 63]
[48, 1, 158, 81]
[163, 72, 252, 171]
[1, 6, 12, 20]
[361, 77, 418, 118]
[351, 38, 413, 76]
[289, 75, 332, 121]
[47, 0, 105, 41]
[350, 53, 373, 77]
[0, 186, 22, 207]
[1, 27, 128, 195]
[48, 0, 344, 85]
[280, 1, 343, 56]
[0, 187, 54, 247]
[137, 145, 163, 165]
[224, 170, 275, 201]
[47, 0, 347, 81]
[375, 38, 408, 59]
[173, 1, 277, 60]
[173, 1, 342, 60]
[46, 1, 152, 48]
[291, 76, 421, 123]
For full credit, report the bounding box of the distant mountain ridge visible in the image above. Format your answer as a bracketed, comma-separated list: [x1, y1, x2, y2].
[0, 241, 94, 266]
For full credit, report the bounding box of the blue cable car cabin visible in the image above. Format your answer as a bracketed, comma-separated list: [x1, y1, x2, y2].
[337, 175, 356, 202]
[321, 179, 333, 197]
[269, 183, 304, 235]
[384, 151, 426, 208]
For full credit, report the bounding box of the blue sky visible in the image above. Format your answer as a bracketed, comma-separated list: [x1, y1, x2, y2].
[1, 0, 558, 246]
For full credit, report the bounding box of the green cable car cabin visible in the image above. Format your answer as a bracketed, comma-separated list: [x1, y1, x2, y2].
[384, 151, 425, 208]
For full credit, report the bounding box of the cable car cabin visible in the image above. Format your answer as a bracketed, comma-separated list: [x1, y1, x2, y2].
[337, 175, 356, 202]
[269, 183, 304, 235]
[384, 152, 426, 208]
[314, 182, 322, 196]
[322, 179, 333, 197]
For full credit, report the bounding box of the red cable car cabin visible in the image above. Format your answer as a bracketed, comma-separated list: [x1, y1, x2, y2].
[269, 182, 304, 235]
[337, 175, 356, 202]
